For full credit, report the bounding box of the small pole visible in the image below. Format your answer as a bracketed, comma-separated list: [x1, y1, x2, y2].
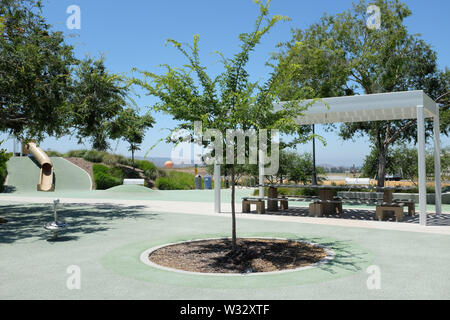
[53, 199, 60, 239]
[312, 124, 318, 185]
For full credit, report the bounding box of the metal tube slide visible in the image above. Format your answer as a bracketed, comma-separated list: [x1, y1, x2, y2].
[25, 142, 55, 192]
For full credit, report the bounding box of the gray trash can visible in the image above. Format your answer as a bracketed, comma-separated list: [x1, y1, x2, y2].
[195, 175, 203, 190]
[204, 174, 212, 190]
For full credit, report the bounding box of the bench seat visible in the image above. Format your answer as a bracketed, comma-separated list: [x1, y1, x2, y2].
[242, 198, 265, 214]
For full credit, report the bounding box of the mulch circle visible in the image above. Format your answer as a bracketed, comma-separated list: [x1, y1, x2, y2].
[148, 238, 328, 274]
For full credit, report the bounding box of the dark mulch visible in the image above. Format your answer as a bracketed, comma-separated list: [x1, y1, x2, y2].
[149, 238, 327, 274]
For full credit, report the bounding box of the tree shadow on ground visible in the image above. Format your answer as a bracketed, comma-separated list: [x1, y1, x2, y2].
[291, 236, 370, 275]
[0, 203, 159, 244]
[2, 186, 17, 193]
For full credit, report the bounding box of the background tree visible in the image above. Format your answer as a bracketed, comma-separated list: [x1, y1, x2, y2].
[70, 56, 129, 151]
[0, 0, 77, 140]
[133, 0, 306, 251]
[361, 144, 450, 185]
[287, 152, 327, 184]
[109, 108, 154, 169]
[275, 0, 449, 188]
[360, 146, 395, 179]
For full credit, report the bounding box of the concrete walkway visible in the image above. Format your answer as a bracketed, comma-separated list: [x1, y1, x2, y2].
[2, 193, 450, 235]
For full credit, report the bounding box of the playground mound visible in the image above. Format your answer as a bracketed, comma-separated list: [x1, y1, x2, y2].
[105, 185, 155, 193]
[148, 238, 327, 274]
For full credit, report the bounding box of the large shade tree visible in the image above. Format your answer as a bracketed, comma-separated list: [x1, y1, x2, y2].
[1, 0, 132, 151]
[0, 0, 76, 140]
[133, 0, 308, 251]
[70, 56, 130, 151]
[275, 0, 449, 188]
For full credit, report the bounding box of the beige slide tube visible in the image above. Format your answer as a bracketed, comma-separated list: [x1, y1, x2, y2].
[24, 142, 55, 192]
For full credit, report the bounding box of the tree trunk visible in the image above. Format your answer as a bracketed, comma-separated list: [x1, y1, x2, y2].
[377, 144, 386, 189]
[231, 165, 237, 251]
[131, 148, 135, 171]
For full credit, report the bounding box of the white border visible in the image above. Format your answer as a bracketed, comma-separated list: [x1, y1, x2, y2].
[140, 237, 335, 277]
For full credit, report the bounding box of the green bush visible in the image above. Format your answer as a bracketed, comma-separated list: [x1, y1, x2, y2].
[0, 150, 12, 192]
[252, 185, 438, 196]
[155, 171, 195, 190]
[103, 154, 120, 166]
[134, 160, 158, 180]
[93, 164, 123, 190]
[117, 155, 130, 166]
[134, 160, 157, 172]
[83, 150, 107, 163]
[253, 187, 321, 197]
[46, 150, 63, 157]
[64, 150, 88, 158]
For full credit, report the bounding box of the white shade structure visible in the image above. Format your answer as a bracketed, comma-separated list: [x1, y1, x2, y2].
[273, 90, 438, 124]
[214, 90, 441, 226]
[272, 90, 440, 226]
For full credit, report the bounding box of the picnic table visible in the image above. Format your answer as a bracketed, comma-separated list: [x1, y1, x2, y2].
[261, 184, 414, 218]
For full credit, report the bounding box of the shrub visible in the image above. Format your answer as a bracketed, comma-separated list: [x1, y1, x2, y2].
[93, 164, 122, 190]
[64, 150, 88, 158]
[46, 150, 63, 157]
[117, 155, 130, 166]
[134, 160, 157, 172]
[253, 187, 320, 197]
[155, 171, 195, 190]
[134, 160, 158, 180]
[103, 154, 120, 166]
[0, 150, 11, 192]
[83, 150, 106, 163]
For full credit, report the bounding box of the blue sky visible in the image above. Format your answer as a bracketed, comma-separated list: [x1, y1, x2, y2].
[2, 0, 449, 166]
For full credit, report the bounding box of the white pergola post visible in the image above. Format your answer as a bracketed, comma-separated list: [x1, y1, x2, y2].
[258, 149, 265, 199]
[433, 103, 442, 216]
[214, 161, 221, 213]
[417, 105, 427, 226]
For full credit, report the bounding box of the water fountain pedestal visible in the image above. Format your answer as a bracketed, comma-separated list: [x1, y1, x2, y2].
[44, 199, 67, 240]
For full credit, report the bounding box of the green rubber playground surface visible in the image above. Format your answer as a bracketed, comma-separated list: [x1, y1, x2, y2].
[0, 201, 449, 299]
[1, 156, 449, 299]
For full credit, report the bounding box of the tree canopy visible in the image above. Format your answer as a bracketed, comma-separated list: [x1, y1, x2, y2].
[1, 0, 142, 153]
[275, 0, 449, 187]
[0, 0, 76, 140]
[109, 108, 154, 167]
[70, 56, 130, 151]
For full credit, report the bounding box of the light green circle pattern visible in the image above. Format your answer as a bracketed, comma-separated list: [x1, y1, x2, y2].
[100, 232, 375, 289]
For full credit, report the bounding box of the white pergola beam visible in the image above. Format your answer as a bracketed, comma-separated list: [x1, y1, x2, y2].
[273, 90, 437, 125]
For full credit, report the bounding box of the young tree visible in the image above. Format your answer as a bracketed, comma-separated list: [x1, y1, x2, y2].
[70, 56, 129, 151]
[109, 108, 154, 168]
[276, 0, 449, 188]
[133, 0, 306, 251]
[0, 0, 77, 140]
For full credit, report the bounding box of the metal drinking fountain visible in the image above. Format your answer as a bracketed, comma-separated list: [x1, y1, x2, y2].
[44, 199, 67, 240]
